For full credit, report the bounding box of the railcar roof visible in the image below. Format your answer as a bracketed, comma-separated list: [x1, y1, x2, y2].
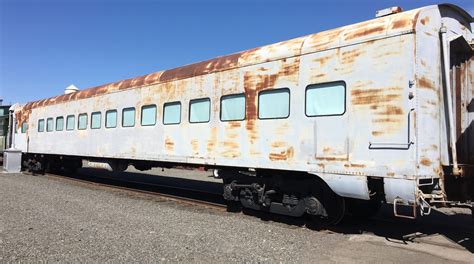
[20, 4, 471, 112]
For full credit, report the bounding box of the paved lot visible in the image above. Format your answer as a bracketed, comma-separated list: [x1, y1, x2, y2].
[0, 171, 473, 263]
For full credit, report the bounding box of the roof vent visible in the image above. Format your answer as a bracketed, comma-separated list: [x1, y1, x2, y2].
[375, 6, 403, 18]
[64, 84, 79, 94]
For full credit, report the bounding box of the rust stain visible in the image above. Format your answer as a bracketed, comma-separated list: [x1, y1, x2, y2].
[420, 59, 427, 67]
[317, 163, 325, 169]
[344, 25, 385, 41]
[372, 131, 384, 136]
[271, 141, 287, 148]
[420, 16, 430, 25]
[418, 77, 436, 91]
[191, 139, 199, 154]
[387, 172, 395, 177]
[315, 156, 348, 162]
[420, 158, 432, 166]
[322, 147, 332, 153]
[207, 127, 218, 153]
[269, 146, 294, 161]
[390, 19, 410, 30]
[165, 137, 174, 152]
[374, 105, 403, 115]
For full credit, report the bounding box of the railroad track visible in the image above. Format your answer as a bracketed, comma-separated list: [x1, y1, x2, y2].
[40, 171, 227, 212]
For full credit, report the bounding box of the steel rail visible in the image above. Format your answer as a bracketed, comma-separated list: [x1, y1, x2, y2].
[41, 172, 227, 211]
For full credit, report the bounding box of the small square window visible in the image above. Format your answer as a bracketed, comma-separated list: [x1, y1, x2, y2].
[21, 122, 27, 133]
[163, 102, 181, 125]
[122, 107, 135, 127]
[106, 110, 117, 128]
[46, 118, 54, 132]
[258, 88, 290, 119]
[66, 115, 75, 131]
[189, 98, 210, 123]
[56, 117, 64, 131]
[91, 112, 101, 129]
[141, 105, 157, 126]
[38, 119, 45, 132]
[305, 81, 346, 116]
[78, 113, 88, 130]
[220, 93, 245, 121]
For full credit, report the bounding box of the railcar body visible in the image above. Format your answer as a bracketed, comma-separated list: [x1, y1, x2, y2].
[11, 4, 474, 221]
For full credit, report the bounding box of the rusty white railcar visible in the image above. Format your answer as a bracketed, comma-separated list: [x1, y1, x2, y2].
[9, 4, 474, 223]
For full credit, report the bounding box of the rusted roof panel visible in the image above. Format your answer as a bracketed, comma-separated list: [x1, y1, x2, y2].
[22, 6, 425, 112]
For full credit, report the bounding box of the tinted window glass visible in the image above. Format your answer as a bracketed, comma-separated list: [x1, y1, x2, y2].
[189, 98, 210, 123]
[78, 114, 87, 130]
[21, 122, 27, 133]
[56, 117, 64, 131]
[106, 110, 117, 128]
[91, 112, 101, 129]
[141, 105, 157, 126]
[306, 82, 346, 116]
[66, 115, 75, 130]
[221, 94, 245, 121]
[38, 119, 45, 132]
[46, 118, 54, 132]
[258, 88, 290, 119]
[163, 102, 181, 125]
[122, 108, 135, 127]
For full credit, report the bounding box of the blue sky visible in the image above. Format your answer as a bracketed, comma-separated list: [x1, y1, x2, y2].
[1, 0, 473, 104]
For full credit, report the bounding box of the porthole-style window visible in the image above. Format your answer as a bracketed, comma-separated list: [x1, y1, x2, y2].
[38, 119, 45, 132]
[141, 104, 157, 126]
[220, 93, 245, 121]
[305, 81, 346, 116]
[189, 98, 210, 123]
[106, 110, 117, 128]
[91, 112, 101, 129]
[163, 102, 181, 125]
[66, 115, 75, 131]
[122, 107, 135, 127]
[78, 113, 88, 130]
[56, 117, 64, 131]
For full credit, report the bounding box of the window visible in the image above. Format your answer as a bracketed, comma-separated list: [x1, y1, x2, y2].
[46, 118, 53, 132]
[122, 107, 135, 127]
[163, 102, 181, 125]
[21, 122, 27, 133]
[106, 110, 117, 128]
[141, 104, 157, 126]
[38, 119, 45, 132]
[220, 93, 245, 121]
[305, 81, 346, 116]
[66, 115, 75, 131]
[56, 117, 64, 131]
[258, 88, 290, 119]
[78, 113, 88, 130]
[91, 112, 101, 129]
[189, 98, 210, 123]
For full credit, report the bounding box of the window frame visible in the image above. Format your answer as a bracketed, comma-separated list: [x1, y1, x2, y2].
[66, 115, 75, 131]
[122, 107, 136, 127]
[189, 97, 211, 124]
[304, 81, 347, 117]
[162, 101, 181, 125]
[46, 118, 54, 132]
[90, 111, 102, 129]
[220, 93, 246, 122]
[257, 88, 291, 120]
[105, 110, 118, 129]
[38, 119, 45, 132]
[21, 122, 27, 133]
[56, 116, 64, 131]
[78, 113, 88, 130]
[140, 104, 157, 126]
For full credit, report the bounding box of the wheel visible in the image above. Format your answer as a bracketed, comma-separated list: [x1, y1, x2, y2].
[307, 177, 346, 227]
[226, 200, 242, 213]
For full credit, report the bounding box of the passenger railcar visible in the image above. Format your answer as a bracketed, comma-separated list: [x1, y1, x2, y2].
[10, 4, 474, 223]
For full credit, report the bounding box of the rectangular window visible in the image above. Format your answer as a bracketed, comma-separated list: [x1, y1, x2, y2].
[122, 107, 135, 127]
[189, 98, 210, 123]
[305, 81, 346, 116]
[21, 122, 27, 133]
[91, 112, 101, 129]
[141, 104, 157, 126]
[66, 115, 75, 131]
[46, 118, 54, 132]
[38, 119, 45, 132]
[258, 88, 290, 119]
[163, 102, 181, 125]
[220, 93, 245, 121]
[56, 117, 64, 131]
[78, 113, 88, 130]
[105, 110, 117, 128]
